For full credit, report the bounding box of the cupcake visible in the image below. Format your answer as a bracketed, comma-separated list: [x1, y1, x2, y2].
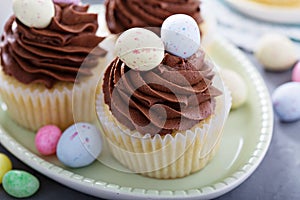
[96, 15, 231, 179]
[0, 0, 106, 131]
[105, 0, 204, 34]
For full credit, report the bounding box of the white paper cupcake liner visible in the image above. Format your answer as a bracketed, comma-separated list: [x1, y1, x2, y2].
[0, 60, 104, 131]
[95, 76, 231, 179]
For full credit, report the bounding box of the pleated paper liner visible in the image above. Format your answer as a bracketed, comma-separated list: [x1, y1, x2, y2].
[95, 73, 231, 179]
[0, 54, 107, 131]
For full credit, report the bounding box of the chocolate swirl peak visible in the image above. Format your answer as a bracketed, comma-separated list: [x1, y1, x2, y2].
[0, 3, 106, 89]
[103, 49, 221, 136]
[105, 0, 203, 34]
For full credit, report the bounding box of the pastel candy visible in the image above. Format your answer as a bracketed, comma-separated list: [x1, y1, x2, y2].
[255, 33, 298, 71]
[53, 0, 81, 4]
[220, 69, 248, 109]
[13, 0, 55, 28]
[0, 153, 12, 184]
[272, 82, 300, 122]
[292, 61, 300, 82]
[2, 170, 39, 198]
[56, 122, 102, 168]
[35, 125, 62, 156]
[115, 28, 165, 71]
[161, 14, 201, 59]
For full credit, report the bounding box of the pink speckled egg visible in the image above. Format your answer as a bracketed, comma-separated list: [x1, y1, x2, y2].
[13, 0, 55, 28]
[35, 125, 62, 156]
[53, 0, 81, 4]
[292, 61, 300, 82]
[161, 14, 201, 59]
[115, 28, 165, 71]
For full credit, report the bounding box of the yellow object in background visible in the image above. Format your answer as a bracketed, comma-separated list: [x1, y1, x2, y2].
[251, 0, 300, 6]
[0, 153, 12, 184]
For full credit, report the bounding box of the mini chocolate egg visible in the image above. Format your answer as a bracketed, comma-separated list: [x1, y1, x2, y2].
[35, 125, 62, 156]
[292, 61, 300, 82]
[220, 69, 248, 109]
[161, 14, 201, 59]
[53, 0, 81, 4]
[13, 0, 55, 28]
[56, 122, 102, 168]
[115, 28, 164, 71]
[272, 82, 300, 122]
[2, 170, 39, 198]
[255, 33, 298, 71]
[0, 153, 12, 184]
[115, 28, 165, 71]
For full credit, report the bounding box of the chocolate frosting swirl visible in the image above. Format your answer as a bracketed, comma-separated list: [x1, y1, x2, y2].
[0, 3, 106, 88]
[103, 49, 221, 136]
[105, 0, 203, 34]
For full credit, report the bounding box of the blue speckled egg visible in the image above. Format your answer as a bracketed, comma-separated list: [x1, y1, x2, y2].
[56, 122, 102, 168]
[272, 82, 300, 122]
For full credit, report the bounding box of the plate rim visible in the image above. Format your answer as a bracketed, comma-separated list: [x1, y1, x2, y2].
[0, 37, 274, 200]
[224, 0, 300, 24]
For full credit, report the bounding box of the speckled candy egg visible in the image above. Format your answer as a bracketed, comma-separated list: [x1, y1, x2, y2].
[2, 170, 39, 198]
[35, 125, 62, 156]
[13, 0, 55, 28]
[56, 122, 102, 168]
[292, 61, 300, 82]
[255, 33, 298, 71]
[161, 14, 201, 59]
[0, 153, 12, 184]
[272, 82, 300, 122]
[115, 28, 165, 71]
[220, 69, 248, 109]
[53, 0, 81, 4]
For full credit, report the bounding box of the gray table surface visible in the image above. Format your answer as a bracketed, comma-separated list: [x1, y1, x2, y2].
[0, 0, 300, 199]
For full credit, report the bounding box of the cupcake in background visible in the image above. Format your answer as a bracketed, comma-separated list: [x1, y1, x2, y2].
[0, 0, 106, 131]
[96, 15, 231, 179]
[105, 0, 204, 34]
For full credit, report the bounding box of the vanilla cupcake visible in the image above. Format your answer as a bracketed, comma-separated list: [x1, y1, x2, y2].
[96, 15, 231, 179]
[0, 1, 106, 131]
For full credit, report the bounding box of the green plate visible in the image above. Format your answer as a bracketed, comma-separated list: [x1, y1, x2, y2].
[0, 37, 273, 199]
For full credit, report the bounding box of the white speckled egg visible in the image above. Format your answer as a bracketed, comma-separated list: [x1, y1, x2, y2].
[56, 123, 102, 168]
[272, 82, 300, 122]
[220, 69, 248, 109]
[255, 33, 298, 71]
[161, 14, 200, 59]
[13, 0, 55, 28]
[115, 28, 165, 71]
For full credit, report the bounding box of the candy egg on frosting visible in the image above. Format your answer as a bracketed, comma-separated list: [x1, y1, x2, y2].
[115, 28, 165, 71]
[272, 82, 300, 122]
[53, 0, 81, 4]
[13, 0, 55, 28]
[56, 122, 102, 168]
[161, 14, 201, 59]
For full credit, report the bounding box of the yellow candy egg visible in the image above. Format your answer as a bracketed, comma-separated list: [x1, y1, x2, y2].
[0, 153, 12, 183]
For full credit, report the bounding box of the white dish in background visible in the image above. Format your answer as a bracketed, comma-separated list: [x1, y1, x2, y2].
[224, 0, 300, 24]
